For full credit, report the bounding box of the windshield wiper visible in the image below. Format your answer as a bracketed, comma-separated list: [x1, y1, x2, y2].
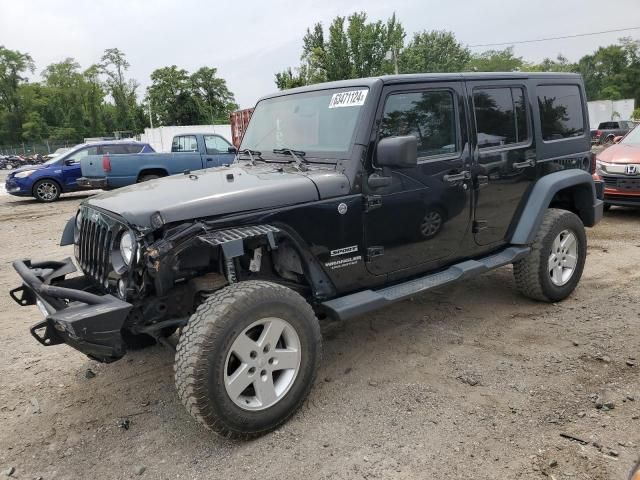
[272, 148, 309, 171]
[236, 149, 265, 165]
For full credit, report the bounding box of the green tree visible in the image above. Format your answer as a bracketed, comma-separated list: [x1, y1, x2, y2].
[146, 65, 192, 126]
[0, 46, 35, 143]
[468, 47, 524, 72]
[83, 64, 106, 136]
[100, 48, 139, 131]
[399, 30, 470, 73]
[42, 58, 86, 141]
[190, 67, 238, 123]
[21, 111, 48, 141]
[275, 12, 405, 89]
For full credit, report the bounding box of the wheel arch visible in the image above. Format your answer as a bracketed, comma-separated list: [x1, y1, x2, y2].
[137, 168, 169, 181]
[510, 169, 601, 245]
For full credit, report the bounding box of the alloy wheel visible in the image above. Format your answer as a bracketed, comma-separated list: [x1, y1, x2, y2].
[548, 229, 578, 286]
[36, 182, 58, 201]
[224, 317, 301, 411]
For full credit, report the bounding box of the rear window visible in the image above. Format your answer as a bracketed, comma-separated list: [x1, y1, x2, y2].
[537, 85, 585, 141]
[473, 87, 528, 148]
[598, 122, 619, 129]
[172, 135, 198, 152]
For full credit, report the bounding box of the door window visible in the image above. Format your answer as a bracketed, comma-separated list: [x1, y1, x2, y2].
[473, 87, 528, 148]
[171, 135, 198, 152]
[379, 90, 458, 159]
[537, 85, 585, 141]
[204, 135, 232, 154]
[66, 146, 98, 164]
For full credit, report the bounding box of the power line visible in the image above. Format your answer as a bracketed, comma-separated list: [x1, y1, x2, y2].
[469, 26, 640, 48]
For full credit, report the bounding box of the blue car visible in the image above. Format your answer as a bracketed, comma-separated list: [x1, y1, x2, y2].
[4, 141, 154, 202]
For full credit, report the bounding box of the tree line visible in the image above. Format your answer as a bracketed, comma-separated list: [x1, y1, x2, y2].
[275, 12, 640, 119]
[0, 47, 238, 147]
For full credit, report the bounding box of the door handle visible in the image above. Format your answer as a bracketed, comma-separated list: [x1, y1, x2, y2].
[443, 171, 471, 183]
[513, 159, 534, 169]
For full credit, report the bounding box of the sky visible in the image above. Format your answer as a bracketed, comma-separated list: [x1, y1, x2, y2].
[1, 0, 639, 109]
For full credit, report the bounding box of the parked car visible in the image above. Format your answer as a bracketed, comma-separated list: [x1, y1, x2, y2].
[43, 147, 72, 161]
[4, 141, 154, 202]
[77, 133, 235, 189]
[594, 124, 640, 208]
[11, 73, 602, 438]
[591, 120, 635, 145]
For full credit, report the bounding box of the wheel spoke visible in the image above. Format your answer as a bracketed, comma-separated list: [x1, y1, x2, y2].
[563, 253, 577, 269]
[552, 235, 561, 252]
[272, 349, 299, 370]
[225, 364, 253, 400]
[561, 232, 576, 251]
[231, 333, 259, 363]
[553, 266, 563, 283]
[548, 254, 556, 271]
[257, 319, 285, 349]
[254, 374, 278, 406]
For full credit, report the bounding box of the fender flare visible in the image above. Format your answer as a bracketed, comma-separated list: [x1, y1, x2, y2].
[60, 215, 75, 246]
[510, 169, 602, 245]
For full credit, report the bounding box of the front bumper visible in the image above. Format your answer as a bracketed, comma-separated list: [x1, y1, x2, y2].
[11, 258, 132, 362]
[4, 178, 30, 196]
[77, 177, 107, 188]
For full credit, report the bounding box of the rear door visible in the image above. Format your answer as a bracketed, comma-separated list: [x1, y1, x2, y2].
[466, 80, 535, 246]
[171, 135, 209, 172]
[203, 134, 235, 167]
[364, 81, 472, 276]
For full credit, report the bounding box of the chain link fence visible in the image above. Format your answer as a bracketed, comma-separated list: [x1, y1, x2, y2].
[0, 141, 78, 156]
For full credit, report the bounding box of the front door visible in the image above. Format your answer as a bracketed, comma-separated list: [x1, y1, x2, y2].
[364, 82, 472, 276]
[466, 81, 536, 245]
[203, 134, 235, 167]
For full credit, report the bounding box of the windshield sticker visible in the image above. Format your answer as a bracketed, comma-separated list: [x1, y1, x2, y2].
[328, 90, 368, 108]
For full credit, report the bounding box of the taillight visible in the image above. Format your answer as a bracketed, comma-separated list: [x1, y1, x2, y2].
[595, 130, 602, 137]
[102, 155, 111, 172]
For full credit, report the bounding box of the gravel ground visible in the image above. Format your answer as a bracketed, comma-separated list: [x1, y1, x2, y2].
[0, 184, 639, 480]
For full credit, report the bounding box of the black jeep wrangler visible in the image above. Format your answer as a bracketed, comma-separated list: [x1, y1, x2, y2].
[11, 73, 603, 438]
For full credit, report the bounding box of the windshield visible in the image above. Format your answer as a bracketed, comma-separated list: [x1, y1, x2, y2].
[621, 125, 640, 145]
[44, 145, 82, 165]
[240, 87, 369, 160]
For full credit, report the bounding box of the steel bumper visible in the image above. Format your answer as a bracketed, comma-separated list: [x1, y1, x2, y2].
[10, 258, 132, 363]
[77, 177, 107, 189]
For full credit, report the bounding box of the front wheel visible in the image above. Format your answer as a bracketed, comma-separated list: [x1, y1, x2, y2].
[513, 208, 587, 302]
[33, 179, 61, 202]
[174, 281, 322, 438]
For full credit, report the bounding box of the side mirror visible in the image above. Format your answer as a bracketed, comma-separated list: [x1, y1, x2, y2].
[64, 159, 76, 166]
[613, 136, 623, 144]
[228, 146, 238, 154]
[376, 136, 418, 168]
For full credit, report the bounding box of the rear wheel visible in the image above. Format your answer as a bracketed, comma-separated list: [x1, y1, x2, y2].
[138, 174, 160, 182]
[175, 281, 321, 438]
[33, 179, 61, 202]
[513, 208, 586, 302]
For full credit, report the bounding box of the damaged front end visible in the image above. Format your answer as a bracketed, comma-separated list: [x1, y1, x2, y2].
[11, 258, 132, 363]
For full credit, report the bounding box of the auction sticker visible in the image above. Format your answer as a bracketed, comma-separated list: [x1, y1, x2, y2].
[329, 89, 368, 108]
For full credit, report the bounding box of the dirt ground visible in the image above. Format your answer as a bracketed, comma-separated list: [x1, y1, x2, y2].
[0, 175, 639, 480]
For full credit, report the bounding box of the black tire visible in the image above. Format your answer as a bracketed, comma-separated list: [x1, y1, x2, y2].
[138, 174, 160, 182]
[175, 280, 321, 438]
[513, 208, 587, 302]
[32, 179, 61, 202]
[603, 204, 611, 212]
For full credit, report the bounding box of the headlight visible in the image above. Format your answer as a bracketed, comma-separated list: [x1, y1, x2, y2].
[595, 159, 610, 172]
[119, 231, 134, 266]
[14, 170, 35, 178]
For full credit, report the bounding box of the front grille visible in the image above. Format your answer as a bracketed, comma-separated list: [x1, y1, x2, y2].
[77, 207, 119, 285]
[602, 175, 640, 191]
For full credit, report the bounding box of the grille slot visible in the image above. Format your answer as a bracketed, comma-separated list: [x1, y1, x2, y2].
[77, 209, 117, 285]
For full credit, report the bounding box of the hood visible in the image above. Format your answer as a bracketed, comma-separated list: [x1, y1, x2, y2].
[12, 164, 41, 174]
[86, 163, 349, 229]
[597, 143, 640, 164]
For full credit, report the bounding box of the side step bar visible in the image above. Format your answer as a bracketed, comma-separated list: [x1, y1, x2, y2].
[321, 246, 531, 320]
